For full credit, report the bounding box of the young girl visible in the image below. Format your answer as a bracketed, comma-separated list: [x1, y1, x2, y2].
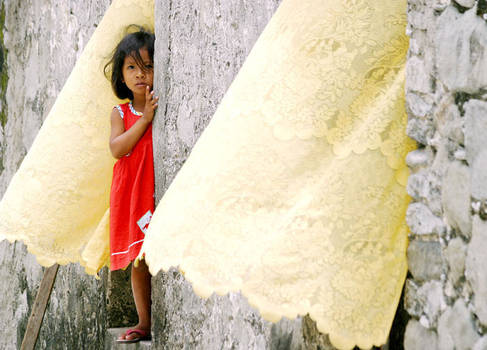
[105, 28, 158, 343]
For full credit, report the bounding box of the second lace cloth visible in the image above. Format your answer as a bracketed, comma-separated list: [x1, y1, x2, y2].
[140, 0, 416, 349]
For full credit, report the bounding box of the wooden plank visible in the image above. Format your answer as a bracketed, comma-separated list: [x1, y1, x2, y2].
[20, 263, 59, 350]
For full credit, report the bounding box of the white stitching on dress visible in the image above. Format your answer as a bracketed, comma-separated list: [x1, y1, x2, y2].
[115, 105, 124, 119]
[129, 101, 143, 116]
[111, 239, 144, 256]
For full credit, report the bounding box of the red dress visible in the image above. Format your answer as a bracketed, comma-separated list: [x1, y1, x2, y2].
[109, 102, 154, 270]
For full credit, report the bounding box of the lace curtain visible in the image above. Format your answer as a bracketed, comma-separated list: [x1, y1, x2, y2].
[140, 0, 415, 349]
[0, 0, 154, 274]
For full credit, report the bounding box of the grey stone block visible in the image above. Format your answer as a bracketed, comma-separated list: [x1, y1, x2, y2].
[455, 0, 476, 8]
[407, 170, 429, 201]
[442, 161, 472, 239]
[406, 148, 434, 171]
[408, 0, 437, 31]
[432, 0, 451, 11]
[405, 279, 423, 318]
[454, 148, 467, 161]
[466, 216, 487, 326]
[465, 99, 487, 166]
[421, 281, 446, 326]
[446, 237, 467, 286]
[404, 319, 438, 350]
[407, 170, 443, 215]
[408, 241, 444, 282]
[408, 31, 426, 56]
[473, 336, 487, 350]
[434, 94, 463, 145]
[406, 202, 446, 236]
[437, 299, 480, 350]
[430, 138, 452, 177]
[471, 149, 487, 200]
[406, 115, 435, 145]
[406, 56, 434, 94]
[436, 6, 487, 92]
[405, 279, 445, 326]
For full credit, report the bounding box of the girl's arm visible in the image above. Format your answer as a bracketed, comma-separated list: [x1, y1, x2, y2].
[109, 88, 158, 159]
[109, 108, 148, 159]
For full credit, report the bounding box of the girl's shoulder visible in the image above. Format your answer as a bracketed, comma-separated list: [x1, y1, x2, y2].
[113, 102, 130, 119]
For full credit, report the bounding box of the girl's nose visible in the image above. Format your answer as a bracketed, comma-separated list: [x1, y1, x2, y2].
[136, 68, 145, 78]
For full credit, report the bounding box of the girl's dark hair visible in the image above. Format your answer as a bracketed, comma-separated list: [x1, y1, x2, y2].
[104, 27, 155, 100]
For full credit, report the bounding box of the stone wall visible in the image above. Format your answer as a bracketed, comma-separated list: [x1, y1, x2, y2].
[404, 1, 487, 349]
[0, 1, 110, 349]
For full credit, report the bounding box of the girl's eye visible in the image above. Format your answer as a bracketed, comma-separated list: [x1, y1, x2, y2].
[145, 64, 153, 69]
[127, 65, 135, 69]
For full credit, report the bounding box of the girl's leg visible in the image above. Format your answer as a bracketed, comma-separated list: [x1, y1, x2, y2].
[119, 260, 152, 340]
[132, 259, 152, 329]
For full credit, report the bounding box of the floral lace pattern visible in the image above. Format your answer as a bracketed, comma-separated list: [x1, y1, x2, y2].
[140, 0, 414, 349]
[0, 0, 154, 274]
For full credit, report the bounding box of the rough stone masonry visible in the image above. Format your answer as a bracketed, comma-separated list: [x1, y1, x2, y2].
[404, 0, 487, 349]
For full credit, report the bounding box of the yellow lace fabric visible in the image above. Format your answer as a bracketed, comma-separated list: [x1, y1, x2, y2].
[140, 0, 415, 349]
[0, 0, 154, 275]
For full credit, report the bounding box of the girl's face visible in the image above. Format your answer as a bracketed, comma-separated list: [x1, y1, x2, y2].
[122, 48, 154, 100]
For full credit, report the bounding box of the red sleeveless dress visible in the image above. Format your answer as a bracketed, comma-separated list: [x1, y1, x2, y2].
[109, 102, 154, 270]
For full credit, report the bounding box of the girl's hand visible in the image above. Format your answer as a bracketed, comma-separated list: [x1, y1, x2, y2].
[143, 86, 159, 122]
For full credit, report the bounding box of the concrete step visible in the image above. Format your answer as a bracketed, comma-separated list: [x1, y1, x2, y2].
[105, 328, 152, 349]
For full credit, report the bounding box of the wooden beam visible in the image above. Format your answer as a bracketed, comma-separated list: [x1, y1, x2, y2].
[20, 263, 59, 350]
